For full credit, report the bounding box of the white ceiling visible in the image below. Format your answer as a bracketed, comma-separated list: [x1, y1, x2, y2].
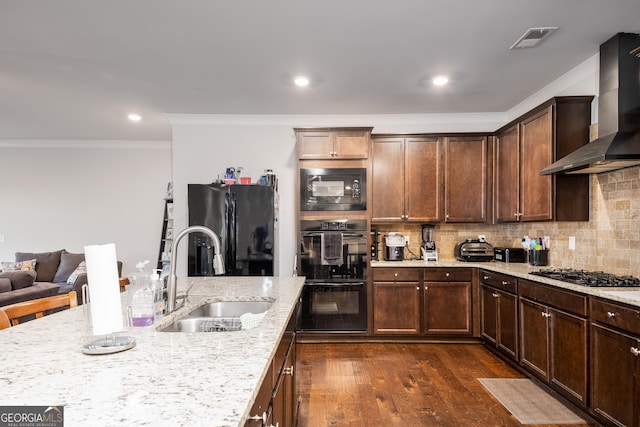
[1, 0, 639, 141]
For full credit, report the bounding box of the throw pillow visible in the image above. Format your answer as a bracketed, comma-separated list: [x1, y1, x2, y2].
[66, 261, 87, 285]
[14, 259, 37, 271]
[0, 278, 11, 293]
[0, 270, 37, 290]
[53, 250, 85, 284]
[1, 261, 15, 272]
[15, 250, 63, 282]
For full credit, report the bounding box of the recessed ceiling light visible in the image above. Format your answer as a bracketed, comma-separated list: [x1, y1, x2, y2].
[432, 76, 449, 86]
[294, 76, 310, 87]
[128, 113, 142, 122]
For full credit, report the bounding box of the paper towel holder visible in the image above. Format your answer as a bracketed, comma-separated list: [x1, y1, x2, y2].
[81, 284, 136, 355]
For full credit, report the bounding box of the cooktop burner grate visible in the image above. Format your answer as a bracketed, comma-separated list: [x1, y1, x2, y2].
[530, 268, 640, 287]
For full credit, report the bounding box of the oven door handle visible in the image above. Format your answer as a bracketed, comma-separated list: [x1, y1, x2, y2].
[305, 281, 366, 287]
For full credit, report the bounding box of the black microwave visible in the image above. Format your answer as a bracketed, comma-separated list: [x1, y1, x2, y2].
[300, 168, 366, 211]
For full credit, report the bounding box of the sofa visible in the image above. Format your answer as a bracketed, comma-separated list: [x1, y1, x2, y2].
[0, 249, 123, 306]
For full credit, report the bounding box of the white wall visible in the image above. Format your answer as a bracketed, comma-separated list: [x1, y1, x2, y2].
[0, 140, 171, 277]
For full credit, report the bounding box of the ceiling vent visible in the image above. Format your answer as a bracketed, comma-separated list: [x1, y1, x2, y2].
[510, 27, 558, 49]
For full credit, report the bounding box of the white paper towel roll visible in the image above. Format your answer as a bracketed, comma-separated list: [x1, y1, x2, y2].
[84, 243, 123, 335]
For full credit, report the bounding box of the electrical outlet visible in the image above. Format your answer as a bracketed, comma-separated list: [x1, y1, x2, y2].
[404, 236, 410, 246]
[568, 236, 576, 250]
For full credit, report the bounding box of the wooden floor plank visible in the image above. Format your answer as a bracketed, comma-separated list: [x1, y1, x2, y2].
[296, 343, 594, 427]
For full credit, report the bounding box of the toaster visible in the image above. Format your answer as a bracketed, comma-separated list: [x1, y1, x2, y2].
[494, 247, 526, 263]
[455, 239, 495, 262]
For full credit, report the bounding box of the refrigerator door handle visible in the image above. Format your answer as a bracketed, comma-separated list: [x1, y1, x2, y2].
[229, 192, 237, 274]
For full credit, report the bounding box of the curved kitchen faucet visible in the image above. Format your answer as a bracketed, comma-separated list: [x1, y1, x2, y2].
[167, 225, 225, 314]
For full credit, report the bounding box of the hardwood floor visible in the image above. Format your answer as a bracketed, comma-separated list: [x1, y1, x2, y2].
[296, 343, 595, 427]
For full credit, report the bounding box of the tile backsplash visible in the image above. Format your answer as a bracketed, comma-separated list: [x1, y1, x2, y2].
[376, 166, 640, 277]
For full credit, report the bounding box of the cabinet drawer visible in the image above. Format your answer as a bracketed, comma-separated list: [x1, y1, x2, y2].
[424, 268, 472, 282]
[519, 280, 587, 317]
[591, 297, 640, 336]
[373, 268, 421, 282]
[479, 270, 517, 294]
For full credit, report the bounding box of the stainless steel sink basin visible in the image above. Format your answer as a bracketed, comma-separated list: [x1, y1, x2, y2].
[158, 300, 273, 332]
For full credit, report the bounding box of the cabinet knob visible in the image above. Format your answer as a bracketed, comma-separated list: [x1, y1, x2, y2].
[501, 281, 509, 285]
[483, 275, 490, 280]
[541, 312, 551, 318]
[606, 311, 616, 318]
[284, 365, 294, 376]
[514, 213, 519, 217]
[445, 272, 450, 277]
[631, 347, 640, 357]
[446, 214, 450, 219]
[416, 286, 420, 291]
[394, 272, 398, 277]
[492, 293, 499, 298]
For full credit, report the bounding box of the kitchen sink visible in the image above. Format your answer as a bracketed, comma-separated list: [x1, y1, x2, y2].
[158, 300, 273, 332]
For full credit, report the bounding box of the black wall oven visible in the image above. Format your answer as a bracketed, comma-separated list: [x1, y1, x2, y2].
[300, 168, 366, 211]
[298, 219, 368, 333]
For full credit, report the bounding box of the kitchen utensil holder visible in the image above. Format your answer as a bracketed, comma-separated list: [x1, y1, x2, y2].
[528, 249, 549, 266]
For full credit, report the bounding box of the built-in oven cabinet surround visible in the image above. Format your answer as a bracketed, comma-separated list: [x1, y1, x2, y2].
[300, 167, 366, 211]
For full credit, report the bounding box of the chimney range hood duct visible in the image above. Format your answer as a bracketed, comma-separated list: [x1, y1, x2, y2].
[541, 32, 640, 175]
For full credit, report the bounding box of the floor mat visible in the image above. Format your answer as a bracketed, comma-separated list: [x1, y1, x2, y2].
[478, 378, 586, 424]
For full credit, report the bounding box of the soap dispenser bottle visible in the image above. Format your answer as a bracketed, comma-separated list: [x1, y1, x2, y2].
[150, 269, 165, 318]
[130, 261, 155, 326]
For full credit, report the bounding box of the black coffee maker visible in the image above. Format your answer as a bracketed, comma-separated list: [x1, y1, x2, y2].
[421, 224, 438, 262]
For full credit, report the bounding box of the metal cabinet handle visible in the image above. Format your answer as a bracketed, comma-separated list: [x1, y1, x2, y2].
[284, 365, 294, 376]
[247, 412, 267, 423]
[607, 311, 616, 318]
[631, 347, 640, 357]
[514, 213, 519, 217]
[541, 312, 551, 318]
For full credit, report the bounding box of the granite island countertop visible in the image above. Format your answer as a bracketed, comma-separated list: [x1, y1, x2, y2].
[0, 276, 305, 427]
[371, 259, 640, 308]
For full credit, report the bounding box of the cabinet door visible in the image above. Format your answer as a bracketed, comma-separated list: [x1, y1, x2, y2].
[520, 298, 549, 380]
[424, 282, 471, 335]
[549, 308, 588, 405]
[494, 125, 520, 223]
[334, 131, 369, 158]
[520, 107, 553, 221]
[497, 291, 518, 360]
[405, 137, 442, 222]
[373, 282, 421, 334]
[591, 323, 638, 427]
[371, 138, 405, 222]
[297, 131, 334, 159]
[444, 136, 487, 222]
[480, 286, 498, 344]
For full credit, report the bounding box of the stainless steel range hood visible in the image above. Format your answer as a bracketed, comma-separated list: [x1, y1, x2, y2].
[541, 32, 640, 175]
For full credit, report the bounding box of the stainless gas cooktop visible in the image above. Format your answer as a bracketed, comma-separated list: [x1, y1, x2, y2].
[530, 268, 640, 287]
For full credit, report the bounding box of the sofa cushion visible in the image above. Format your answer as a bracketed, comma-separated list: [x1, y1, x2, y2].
[0, 270, 37, 290]
[14, 259, 37, 271]
[0, 282, 60, 307]
[15, 250, 63, 282]
[53, 250, 85, 283]
[0, 278, 11, 293]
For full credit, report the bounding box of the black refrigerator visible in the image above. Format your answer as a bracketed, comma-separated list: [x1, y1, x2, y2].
[187, 183, 274, 276]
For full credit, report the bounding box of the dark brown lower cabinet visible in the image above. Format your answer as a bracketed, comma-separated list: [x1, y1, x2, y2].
[590, 297, 640, 427]
[373, 268, 473, 336]
[519, 280, 588, 406]
[245, 311, 298, 427]
[424, 282, 471, 335]
[479, 270, 518, 360]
